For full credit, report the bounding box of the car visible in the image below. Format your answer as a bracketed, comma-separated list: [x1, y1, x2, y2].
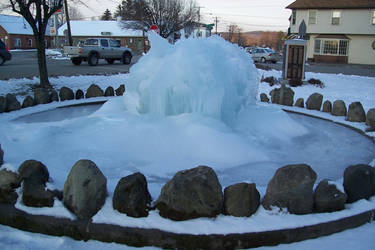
[0, 40, 12, 66]
[249, 47, 279, 63]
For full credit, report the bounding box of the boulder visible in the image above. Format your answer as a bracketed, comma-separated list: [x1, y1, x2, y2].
[0, 96, 5, 113]
[34, 88, 51, 105]
[0, 144, 3, 166]
[294, 98, 304, 108]
[18, 160, 49, 185]
[346, 102, 366, 122]
[343, 164, 375, 203]
[331, 100, 347, 116]
[314, 179, 347, 213]
[85, 84, 104, 98]
[50, 89, 59, 102]
[22, 96, 35, 108]
[0, 170, 21, 205]
[260, 93, 269, 103]
[262, 164, 317, 215]
[269, 84, 294, 106]
[113, 172, 152, 218]
[224, 182, 260, 217]
[22, 180, 54, 207]
[63, 159, 107, 220]
[305, 93, 323, 111]
[115, 84, 125, 96]
[322, 100, 332, 113]
[5, 94, 21, 112]
[104, 86, 115, 97]
[59, 87, 75, 101]
[75, 89, 84, 100]
[155, 166, 223, 221]
[366, 109, 375, 129]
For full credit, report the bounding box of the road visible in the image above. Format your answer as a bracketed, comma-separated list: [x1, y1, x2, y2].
[0, 50, 141, 80]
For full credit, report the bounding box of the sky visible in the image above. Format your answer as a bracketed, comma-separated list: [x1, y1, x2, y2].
[79, 0, 296, 32]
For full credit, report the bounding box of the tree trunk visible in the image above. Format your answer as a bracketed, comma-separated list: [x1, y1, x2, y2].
[64, 0, 73, 46]
[36, 33, 51, 89]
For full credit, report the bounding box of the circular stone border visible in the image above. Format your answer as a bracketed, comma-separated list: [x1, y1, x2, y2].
[1, 99, 375, 249]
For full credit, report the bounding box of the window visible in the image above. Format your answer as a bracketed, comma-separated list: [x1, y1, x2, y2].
[109, 39, 120, 48]
[292, 10, 296, 25]
[308, 10, 317, 24]
[14, 38, 21, 48]
[314, 38, 349, 56]
[100, 39, 109, 47]
[332, 11, 341, 25]
[314, 39, 321, 53]
[28, 39, 32, 47]
[85, 39, 99, 46]
[372, 10, 375, 25]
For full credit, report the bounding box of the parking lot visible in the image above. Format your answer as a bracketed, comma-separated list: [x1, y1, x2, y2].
[0, 50, 141, 80]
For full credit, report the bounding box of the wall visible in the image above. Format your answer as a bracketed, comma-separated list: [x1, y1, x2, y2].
[348, 35, 375, 65]
[290, 9, 375, 35]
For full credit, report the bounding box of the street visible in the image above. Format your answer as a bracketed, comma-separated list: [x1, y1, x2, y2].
[0, 50, 141, 80]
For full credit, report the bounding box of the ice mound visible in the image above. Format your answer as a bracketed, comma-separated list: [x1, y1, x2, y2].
[124, 32, 259, 124]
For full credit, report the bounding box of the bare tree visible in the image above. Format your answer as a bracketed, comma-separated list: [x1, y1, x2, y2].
[117, 0, 198, 39]
[68, 3, 83, 20]
[8, 0, 63, 88]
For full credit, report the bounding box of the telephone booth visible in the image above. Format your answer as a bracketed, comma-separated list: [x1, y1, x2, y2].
[281, 39, 307, 85]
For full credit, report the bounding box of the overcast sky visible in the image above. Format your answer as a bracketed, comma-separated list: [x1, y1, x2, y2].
[80, 0, 295, 32]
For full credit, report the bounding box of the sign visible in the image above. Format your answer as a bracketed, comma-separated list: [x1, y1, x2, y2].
[101, 32, 112, 36]
[50, 27, 56, 36]
[149, 25, 159, 34]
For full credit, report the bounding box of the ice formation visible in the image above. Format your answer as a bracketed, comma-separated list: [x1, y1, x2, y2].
[123, 32, 259, 125]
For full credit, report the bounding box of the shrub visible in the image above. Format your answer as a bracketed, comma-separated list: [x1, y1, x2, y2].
[307, 78, 324, 88]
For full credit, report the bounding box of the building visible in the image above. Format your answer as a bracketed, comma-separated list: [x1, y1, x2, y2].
[0, 14, 53, 50]
[286, 0, 375, 65]
[57, 20, 147, 52]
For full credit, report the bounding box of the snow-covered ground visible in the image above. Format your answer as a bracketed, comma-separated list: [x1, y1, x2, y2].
[1, 34, 375, 249]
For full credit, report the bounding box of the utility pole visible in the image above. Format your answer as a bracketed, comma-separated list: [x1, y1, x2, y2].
[196, 6, 204, 37]
[214, 16, 219, 34]
[63, 0, 73, 46]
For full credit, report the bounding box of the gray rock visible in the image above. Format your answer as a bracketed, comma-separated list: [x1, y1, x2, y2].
[224, 182, 260, 217]
[331, 100, 347, 116]
[262, 164, 317, 215]
[366, 109, 375, 129]
[22, 96, 35, 108]
[0, 144, 3, 166]
[113, 172, 152, 218]
[260, 93, 269, 103]
[0, 96, 5, 113]
[269, 84, 294, 106]
[104, 86, 115, 97]
[18, 160, 49, 185]
[322, 100, 332, 113]
[155, 166, 223, 221]
[346, 102, 366, 122]
[115, 84, 125, 96]
[34, 88, 51, 105]
[22, 180, 54, 207]
[59, 87, 74, 101]
[0, 169, 21, 191]
[75, 89, 84, 100]
[63, 159, 107, 220]
[343, 164, 375, 203]
[314, 179, 347, 213]
[5, 94, 21, 112]
[0, 189, 18, 205]
[305, 93, 323, 111]
[294, 98, 304, 108]
[50, 90, 59, 102]
[86, 84, 104, 98]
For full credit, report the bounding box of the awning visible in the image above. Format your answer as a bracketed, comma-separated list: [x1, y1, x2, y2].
[316, 34, 350, 40]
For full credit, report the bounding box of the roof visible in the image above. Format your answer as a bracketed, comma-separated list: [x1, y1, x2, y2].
[57, 20, 144, 37]
[0, 14, 34, 35]
[286, 0, 375, 9]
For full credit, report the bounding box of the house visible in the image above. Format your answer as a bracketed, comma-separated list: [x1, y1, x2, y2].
[0, 14, 53, 50]
[183, 23, 212, 38]
[57, 20, 147, 52]
[286, 0, 375, 65]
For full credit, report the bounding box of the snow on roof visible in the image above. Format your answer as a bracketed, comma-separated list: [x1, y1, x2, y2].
[0, 14, 33, 35]
[57, 20, 144, 37]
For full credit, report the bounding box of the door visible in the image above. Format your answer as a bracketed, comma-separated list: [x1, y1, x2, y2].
[286, 45, 304, 81]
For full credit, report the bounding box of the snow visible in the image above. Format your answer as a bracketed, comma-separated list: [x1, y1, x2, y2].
[0, 34, 375, 249]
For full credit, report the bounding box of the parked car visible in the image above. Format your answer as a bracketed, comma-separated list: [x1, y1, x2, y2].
[0, 40, 12, 66]
[249, 47, 278, 63]
[63, 38, 133, 66]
